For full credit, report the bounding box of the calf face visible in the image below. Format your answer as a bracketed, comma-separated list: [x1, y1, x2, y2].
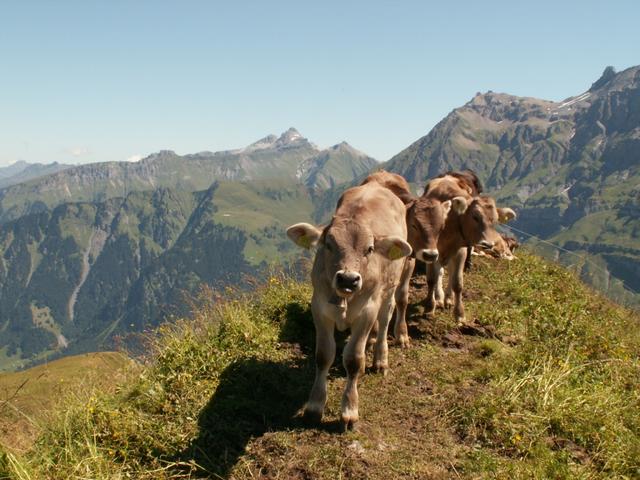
[286, 220, 411, 298]
[482, 234, 519, 260]
[458, 196, 516, 250]
[407, 197, 456, 264]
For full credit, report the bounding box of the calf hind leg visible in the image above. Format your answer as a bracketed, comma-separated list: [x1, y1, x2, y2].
[374, 293, 396, 374]
[393, 258, 414, 348]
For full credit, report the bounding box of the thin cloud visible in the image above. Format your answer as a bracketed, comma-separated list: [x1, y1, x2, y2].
[67, 146, 90, 157]
[126, 154, 143, 162]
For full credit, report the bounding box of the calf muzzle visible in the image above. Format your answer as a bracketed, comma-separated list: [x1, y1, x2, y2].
[478, 240, 494, 250]
[334, 270, 362, 295]
[417, 249, 439, 263]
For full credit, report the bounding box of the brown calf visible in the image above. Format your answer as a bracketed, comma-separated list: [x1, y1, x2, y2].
[424, 176, 515, 322]
[286, 182, 412, 429]
[361, 170, 465, 346]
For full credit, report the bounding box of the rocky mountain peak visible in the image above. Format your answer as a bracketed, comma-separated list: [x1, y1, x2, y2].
[330, 141, 367, 157]
[275, 127, 305, 147]
[590, 66, 617, 91]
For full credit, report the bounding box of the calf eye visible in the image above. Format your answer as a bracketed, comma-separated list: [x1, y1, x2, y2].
[325, 242, 333, 252]
[365, 245, 374, 256]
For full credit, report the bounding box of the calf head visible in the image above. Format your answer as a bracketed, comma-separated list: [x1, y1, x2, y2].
[458, 196, 516, 250]
[286, 220, 411, 298]
[480, 234, 519, 260]
[406, 196, 466, 264]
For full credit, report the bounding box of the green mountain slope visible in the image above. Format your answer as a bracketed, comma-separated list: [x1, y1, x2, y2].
[0, 184, 274, 370]
[0, 130, 375, 369]
[0, 178, 322, 371]
[1, 253, 638, 479]
[385, 65, 640, 306]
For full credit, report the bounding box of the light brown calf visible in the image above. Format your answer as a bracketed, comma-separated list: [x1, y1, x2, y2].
[287, 182, 411, 430]
[423, 175, 515, 322]
[361, 170, 464, 346]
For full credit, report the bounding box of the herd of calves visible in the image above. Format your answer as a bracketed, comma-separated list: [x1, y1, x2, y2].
[285, 169, 518, 431]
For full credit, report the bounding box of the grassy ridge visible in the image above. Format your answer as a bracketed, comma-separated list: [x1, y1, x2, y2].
[0, 352, 130, 452]
[1, 252, 639, 479]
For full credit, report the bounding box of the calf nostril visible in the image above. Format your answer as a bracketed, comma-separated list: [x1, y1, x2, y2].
[336, 272, 360, 289]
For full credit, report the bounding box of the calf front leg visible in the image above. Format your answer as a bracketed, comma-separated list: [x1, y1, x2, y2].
[435, 266, 445, 308]
[425, 262, 441, 317]
[449, 249, 467, 323]
[341, 315, 375, 431]
[304, 317, 335, 423]
[393, 257, 414, 348]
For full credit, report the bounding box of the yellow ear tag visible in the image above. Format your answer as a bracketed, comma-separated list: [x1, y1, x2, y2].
[298, 235, 312, 249]
[388, 244, 403, 260]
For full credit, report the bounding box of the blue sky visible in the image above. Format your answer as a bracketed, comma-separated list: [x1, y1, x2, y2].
[1, 1, 638, 166]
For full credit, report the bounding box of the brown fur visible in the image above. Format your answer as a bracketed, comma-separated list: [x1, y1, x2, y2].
[360, 170, 414, 204]
[427, 170, 483, 197]
[397, 172, 512, 327]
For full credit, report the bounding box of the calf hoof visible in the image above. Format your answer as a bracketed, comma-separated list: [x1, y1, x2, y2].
[373, 361, 389, 376]
[455, 315, 466, 325]
[340, 416, 359, 433]
[397, 334, 411, 348]
[302, 408, 323, 425]
[435, 300, 445, 309]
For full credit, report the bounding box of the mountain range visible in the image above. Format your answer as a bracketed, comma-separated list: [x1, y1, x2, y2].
[0, 130, 375, 370]
[0, 161, 71, 189]
[1, 65, 638, 371]
[384, 65, 639, 306]
[0, 129, 375, 224]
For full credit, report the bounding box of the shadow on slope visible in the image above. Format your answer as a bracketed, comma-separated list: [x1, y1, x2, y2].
[179, 297, 346, 477]
[185, 357, 309, 477]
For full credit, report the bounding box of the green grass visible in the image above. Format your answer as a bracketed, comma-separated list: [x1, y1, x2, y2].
[0, 352, 131, 452]
[1, 253, 638, 479]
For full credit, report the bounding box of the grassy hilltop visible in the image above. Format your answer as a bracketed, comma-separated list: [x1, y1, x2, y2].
[1, 252, 639, 479]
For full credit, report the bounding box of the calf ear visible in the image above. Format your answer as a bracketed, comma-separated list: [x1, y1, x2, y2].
[286, 223, 322, 249]
[451, 196, 468, 214]
[441, 200, 452, 216]
[497, 207, 516, 223]
[375, 236, 412, 260]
